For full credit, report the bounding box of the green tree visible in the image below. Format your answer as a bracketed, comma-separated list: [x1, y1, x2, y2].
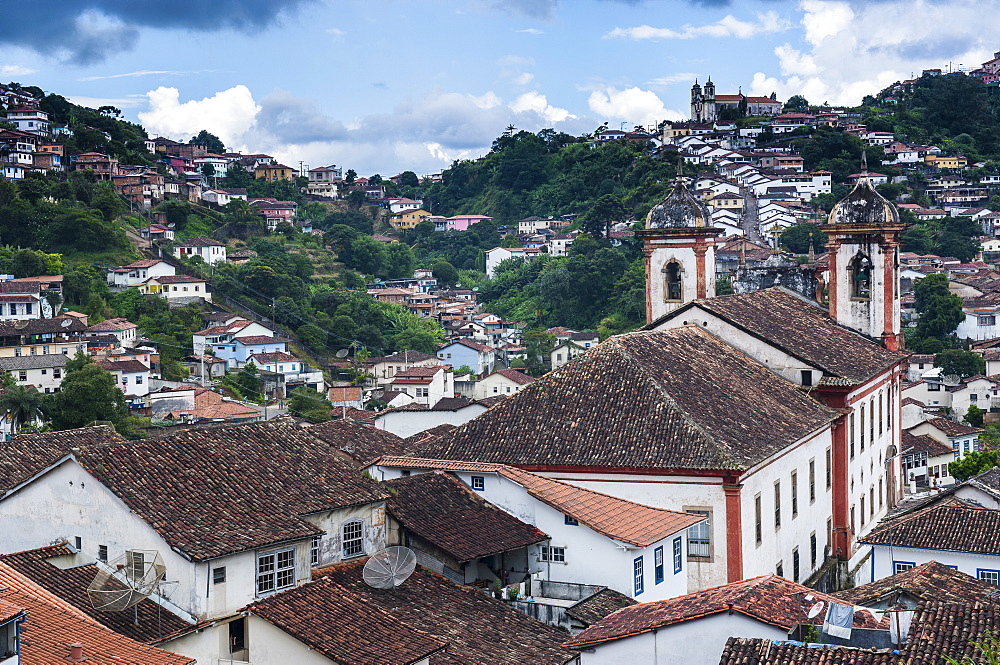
[914, 273, 965, 341]
[232, 361, 263, 400]
[0, 384, 46, 435]
[431, 260, 459, 287]
[950, 449, 996, 482]
[966, 405, 986, 428]
[191, 130, 226, 154]
[780, 223, 828, 254]
[47, 361, 130, 434]
[581, 194, 625, 239]
[345, 169, 357, 184]
[783, 95, 809, 112]
[288, 386, 332, 423]
[297, 324, 328, 350]
[935, 349, 985, 378]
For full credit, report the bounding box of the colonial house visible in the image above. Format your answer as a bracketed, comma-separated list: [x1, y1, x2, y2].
[96, 358, 151, 398]
[900, 429, 955, 486]
[0, 423, 390, 665]
[85, 317, 138, 346]
[192, 317, 275, 355]
[363, 350, 441, 388]
[139, 274, 211, 301]
[437, 338, 496, 376]
[0, 280, 48, 321]
[106, 258, 176, 290]
[388, 366, 455, 406]
[173, 236, 227, 265]
[249, 351, 324, 396]
[214, 335, 289, 369]
[905, 416, 983, 462]
[372, 458, 705, 602]
[0, 353, 67, 394]
[470, 368, 535, 399]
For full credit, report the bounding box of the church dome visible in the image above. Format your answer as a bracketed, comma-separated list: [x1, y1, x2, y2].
[646, 172, 711, 229]
[827, 172, 899, 226]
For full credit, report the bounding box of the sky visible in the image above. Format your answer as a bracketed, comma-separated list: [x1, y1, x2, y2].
[0, 0, 997, 175]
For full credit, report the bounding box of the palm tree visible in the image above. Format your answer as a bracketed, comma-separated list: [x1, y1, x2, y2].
[0, 384, 46, 436]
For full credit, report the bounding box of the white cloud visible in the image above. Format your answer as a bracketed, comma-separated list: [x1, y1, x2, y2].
[66, 95, 145, 109]
[750, 0, 997, 107]
[516, 28, 543, 35]
[587, 86, 684, 126]
[325, 27, 344, 38]
[498, 55, 535, 67]
[606, 12, 790, 41]
[137, 85, 260, 144]
[647, 72, 699, 86]
[0, 65, 35, 76]
[510, 91, 575, 123]
[512, 72, 535, 86]
[78, 69, 216, 81]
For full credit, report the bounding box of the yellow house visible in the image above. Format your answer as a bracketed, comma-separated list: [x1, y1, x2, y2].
[661, 124, 692, 140]
[390, 208, 432, 230]
[708, 192, 745, 211]
[255, 163, 296, 181]
[925, 155, 967, 169]
[0, 341, 84, 358]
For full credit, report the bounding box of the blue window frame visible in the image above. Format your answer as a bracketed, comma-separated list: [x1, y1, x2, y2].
[634, 557, 644, 596]
[978, 569, 1000, 585]
[893, 561, 915, 574]
[673, 537, 683, 574]
[564, 514, 579, 525]
[471, 476, 485, 491]
[654, 547, 664, 584]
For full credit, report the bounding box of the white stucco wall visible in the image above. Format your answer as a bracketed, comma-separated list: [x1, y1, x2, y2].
[869, 544, 1000, 585]
[375, 406, 487, 438]
[647, 241, 718, 322]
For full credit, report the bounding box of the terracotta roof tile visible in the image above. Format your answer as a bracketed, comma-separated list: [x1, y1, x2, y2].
[860, 498, 1000, 554]
[832, 561, 999, 607]
[250, 351, 298, 364]
[86, 317, 137, 332]
[564, 575, 886, 649]
[96, 358, 149, 373]
[901, 431, 953, 457]
[386, 472, 549, 561]
[0, 425, 123, 494]
[415, 326, 838, 472]
[718, 638, 895, 664]
[565, 588, 638, 627]
[316, 562, 576, 664]
[1, 543, 191, 644]
[308, 419, 409, 466]
[489, 368, 535, 385]
[249, 576, 446, 664]
[0, 561, 194, 664]
[236, 335, 288, 345]
[921, 416, 984, 437]
[176, 236, 224, 247]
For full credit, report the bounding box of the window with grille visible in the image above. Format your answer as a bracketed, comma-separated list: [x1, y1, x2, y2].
[979, 569, 1000, 586]
[687, 510, 711, 557]
[213, 566, 226, 584]
[894, 561, 914, 574]
[257, 548, 295, 595]
[342, 520, 364, 558]
[672, 537, 683, 574]
[310, 536, 320, 566]
[654, 546, 664, 584]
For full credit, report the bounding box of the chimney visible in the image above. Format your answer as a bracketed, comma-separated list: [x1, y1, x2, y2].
[69, 643, 84, 661]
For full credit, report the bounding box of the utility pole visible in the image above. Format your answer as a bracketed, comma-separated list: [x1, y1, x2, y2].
[271, 297, 276, 328]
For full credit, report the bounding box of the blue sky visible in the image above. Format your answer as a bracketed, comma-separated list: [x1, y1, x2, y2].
[0, 0, 996, 175]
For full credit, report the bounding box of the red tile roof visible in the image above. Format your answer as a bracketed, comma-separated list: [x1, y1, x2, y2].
[564, 575, 886, 649]
[386, 472, 549, 561]
[489, 368, 535, 385]
[236, 335, 289, 345]
[376, 457, 704, 547]
[308, 419, 409, 466]
[921, 416, 984, 438]
[0, 561, 194, 664]
[901, 430, 953, 457]
[250, 351, 298, 364]
[154, 275, 205, 284]
[446, 338, 495, 353]
[832, 561, 999, 607]
[860, 498, 1000, 554]
[86, 317, 137, 332]
[176, 236, 225, 247]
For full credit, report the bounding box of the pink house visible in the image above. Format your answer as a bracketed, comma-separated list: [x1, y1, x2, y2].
[446, 215, 493, 231]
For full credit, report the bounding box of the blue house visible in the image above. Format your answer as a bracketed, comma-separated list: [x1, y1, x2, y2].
[437, 339, 495, 376]
[214, 335, 289, 369]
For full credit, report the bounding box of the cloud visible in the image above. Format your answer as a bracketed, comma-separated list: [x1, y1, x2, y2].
[587, 86, 684, 126]
[137, 86, 261, 144]
[0, 1, 308, 64]
[515, 28, 543, 34]
[647, 72, 700, 86]
[491, 0, 558, 19]
[139, 84, 593, 175]
[750, 0, 998, 106]
[78, 69, 217, 82]
[65, 95, 145, 109]
[0, 65, 36, 76]
[325, 27, 345, 38]
[606, 11, 791, 40]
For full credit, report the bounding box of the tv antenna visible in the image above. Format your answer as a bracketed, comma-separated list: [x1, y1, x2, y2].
[362, 546, 417, 589]
[87, 549, 166, 611]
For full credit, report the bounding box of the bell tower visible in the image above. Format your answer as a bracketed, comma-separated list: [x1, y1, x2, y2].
[690, 79, 703, 122]
[821, 157, 907, 350]
[638, 163, 721, 323]
[703, 77, 716, 123]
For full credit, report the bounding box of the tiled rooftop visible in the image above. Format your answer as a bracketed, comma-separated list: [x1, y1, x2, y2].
[565, 588, 638, 627]
[860, 498, 1000, 554]
[386, 472, 548, 561]
[832, 561, 1000, 607]
[307, 419, 409, 466]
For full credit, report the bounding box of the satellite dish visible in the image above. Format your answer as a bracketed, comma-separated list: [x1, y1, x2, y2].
[87, 549, 166, 611]
[61, 318, 72, 327]
[362, 546, 417, 589]
[943, 374, 962, 387]
[807, 601, 826, 619]
[335, 348, 350, 358]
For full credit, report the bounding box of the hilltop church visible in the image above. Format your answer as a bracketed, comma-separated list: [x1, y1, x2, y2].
[690, 77, 782, 123]
[401, 170, 907, 595]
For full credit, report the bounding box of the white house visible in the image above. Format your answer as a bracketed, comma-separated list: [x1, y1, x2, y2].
[485, 246, 542, 278]
[363, 350, 441, 388]
[388, 366, 455, 406]
[561, 575, 885, 665]
[374, 397, 488, 439]
[173, 236, 227, 265]
[96, 358, 151, 398]
[900, 429, 955, 486]
[140, 275, 211, 302]
[192, 317, 275, 355]
[106, 259, 176, 290]
[371, 457, 705, 602]
[249, 351, 325, 396]
[906, 416, 983, 462]
[0, 354, 67, 394]
[471, 368, 535, 399]
[0, 423, 390, 665]
[0, 281, 47, 321]
[85, 317, 138, 346]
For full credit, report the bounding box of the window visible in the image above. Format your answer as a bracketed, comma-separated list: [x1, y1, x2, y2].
[776, 560, 784, 578]
[826, 447, 832, 489]
[540, 546, 566, 562]
[774, 481, 781, 529]
[257, 548, 295, 594]
[980, 315, 996, 326]
[634, 557, 644, 596]
[664, 261, 683, 302]
[672, 537, 683, 574]
[801, 370, 812, 386]
[98, 545, 108, 562]
[74, 536, 82, 550]
[810, 532, 817, 567]
[342, 521, 364, 558]
[850, 412, 856, 459]
[860, 497, 865, 527]
[809, 460, 816, 503]
[18, 371, 26, 382]
[687, 510, 711, 558]
[979, 569, 1000, 585]
[755, 494, 762, 545]
[849, 252, 872, 299]
[129, 551, 145, 582]
[54, 368, 61, 379]
[471, 476, 485, 491]
[792, 548, 800, 583]
[654, 546, 664, 584]
[310, 536, 320, 566]
[213, 566, 227, 584]
[859, 405, 865, 453]
[791, 471, 798, 518]
[564, 514, 579, 526]
[136, 376, 143, 385]
[894, 561, 916, 574]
